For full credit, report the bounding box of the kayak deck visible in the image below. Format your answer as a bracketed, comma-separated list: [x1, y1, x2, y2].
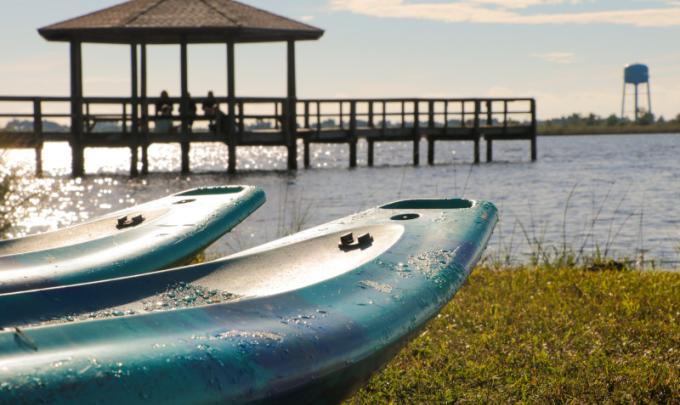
[0, 185, 265, 294]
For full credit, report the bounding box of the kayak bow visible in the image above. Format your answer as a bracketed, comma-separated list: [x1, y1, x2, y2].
[0, 185, 265, 294]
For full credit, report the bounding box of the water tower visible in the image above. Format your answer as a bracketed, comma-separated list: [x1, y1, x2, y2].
[621, 63, 652, 121]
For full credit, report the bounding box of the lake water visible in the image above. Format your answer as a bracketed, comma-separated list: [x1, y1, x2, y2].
[3, 133, 679, 267]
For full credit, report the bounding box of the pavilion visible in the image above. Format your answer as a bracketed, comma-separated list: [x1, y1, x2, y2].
[38, 0, 324, 175]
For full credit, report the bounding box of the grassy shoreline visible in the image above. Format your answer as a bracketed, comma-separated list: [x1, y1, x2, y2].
[347, 265, 680, 404]
[539, 125, 680, 136]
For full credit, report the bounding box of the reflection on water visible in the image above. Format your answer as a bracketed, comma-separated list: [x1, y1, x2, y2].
[3, 134, 680, 267]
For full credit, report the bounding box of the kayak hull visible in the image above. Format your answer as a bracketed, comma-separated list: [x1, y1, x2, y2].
[0, 199, 497, 404]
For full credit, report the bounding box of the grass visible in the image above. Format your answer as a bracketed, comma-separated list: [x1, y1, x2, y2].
[347, 265, 680, 404]
[0, 154, 46, 239]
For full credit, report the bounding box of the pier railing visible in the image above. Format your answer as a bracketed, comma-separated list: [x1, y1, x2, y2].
[0, 96, 536, 175]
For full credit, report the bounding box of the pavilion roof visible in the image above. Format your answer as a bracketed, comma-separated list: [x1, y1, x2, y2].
[39, 0, 324, 44]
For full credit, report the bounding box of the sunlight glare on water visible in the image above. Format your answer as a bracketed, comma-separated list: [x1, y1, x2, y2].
[2, 134, 679, 267]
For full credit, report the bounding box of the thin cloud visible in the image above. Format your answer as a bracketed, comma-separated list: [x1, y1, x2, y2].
[329, 0, 680, 27]
[533, 52, 576, 64]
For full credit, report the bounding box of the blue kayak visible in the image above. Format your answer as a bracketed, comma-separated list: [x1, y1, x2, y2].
[0, 198, 497, 404]
[0, 185, 264, 294]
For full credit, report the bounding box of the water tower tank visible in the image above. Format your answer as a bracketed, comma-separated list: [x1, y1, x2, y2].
[621, 63, 652, 121]
[624, 64, 649, 85]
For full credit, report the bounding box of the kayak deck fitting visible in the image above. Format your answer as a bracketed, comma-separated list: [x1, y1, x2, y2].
[0, 185, 265, 294]
[0, 198, 497, 405]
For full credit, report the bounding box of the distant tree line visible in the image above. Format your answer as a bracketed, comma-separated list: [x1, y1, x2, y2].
[540, 111, 680, 127]
[538, 111, 680, 135]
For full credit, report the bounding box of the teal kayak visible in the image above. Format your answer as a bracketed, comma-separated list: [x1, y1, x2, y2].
[0, 185, 264, 294]
[0, 198, 497, 404]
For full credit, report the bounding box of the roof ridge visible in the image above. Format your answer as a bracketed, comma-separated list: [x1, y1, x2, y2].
[200, 0, 241, 27]
[124, 0, 167, 26]
[229, 0, 322, 32]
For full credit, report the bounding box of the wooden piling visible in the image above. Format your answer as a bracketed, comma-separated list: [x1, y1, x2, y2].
[140, 44, 149, 175]
[70, 41, 85, 177]
[349, 101, 357, 168]
[286, 40, 298, 171]
[227, 41, 237, 174]
[130, 44, 139, 177]
[531, 99, 538, 161]
[304, 139, 310, 169]
[33, 100, 43, 176]
[474, 100, 481, 164]
[412, 101, 420, 166]
[486, 139, 493, 162]
[180, 42, 190, 174]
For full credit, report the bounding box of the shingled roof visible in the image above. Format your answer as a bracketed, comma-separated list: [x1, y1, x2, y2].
[39, 0, 324, 44]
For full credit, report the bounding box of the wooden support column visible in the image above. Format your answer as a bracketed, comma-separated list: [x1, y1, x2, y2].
[412, 100, 420, 166]
[428, 100, 435, 128]
[140, 44, 149, 175]
[530, 98, 537, 161]
[367, 101, 375, 167]
[130, 44, 139, 177]
[349, 101, 357, 168]
[486, 100, 493, 126]
[474, 100, 481, 164]
[227, 41, 236, 174]
[486, 139, 493, 162]
[427, 139, 435, 165]
[303, 139, 310, 169]
[286, 40, 298, 170]
[33, 99, 43, 176]
[180, 42, 190, 174]
[303, 101, 310, 169]
[70, 41, 84, 177]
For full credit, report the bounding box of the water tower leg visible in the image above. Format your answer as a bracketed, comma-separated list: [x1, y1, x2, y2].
[647, 81, 652, 117]
[621, 83, 626, 120]
[634, 84, 639, 122]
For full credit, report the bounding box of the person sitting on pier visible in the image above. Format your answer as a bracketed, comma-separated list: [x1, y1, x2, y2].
[209, 107, 227, 134]
[179, 92, 197, 131]
[202, 91, 218, 117]
[203, 91, 219, 132]
[154, 90, 173, 133]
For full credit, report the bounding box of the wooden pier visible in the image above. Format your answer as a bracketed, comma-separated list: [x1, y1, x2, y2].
[0, 96, 536, 176]
[0, 1, 537, 176]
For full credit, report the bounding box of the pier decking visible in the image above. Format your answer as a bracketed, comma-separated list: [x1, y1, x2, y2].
[0, 96, 536, 175]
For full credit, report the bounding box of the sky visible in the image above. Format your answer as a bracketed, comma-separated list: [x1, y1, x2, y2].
[0, 0, 679, 119]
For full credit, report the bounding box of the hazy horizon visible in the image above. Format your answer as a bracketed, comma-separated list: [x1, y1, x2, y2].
[1, 0, 679, 120]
